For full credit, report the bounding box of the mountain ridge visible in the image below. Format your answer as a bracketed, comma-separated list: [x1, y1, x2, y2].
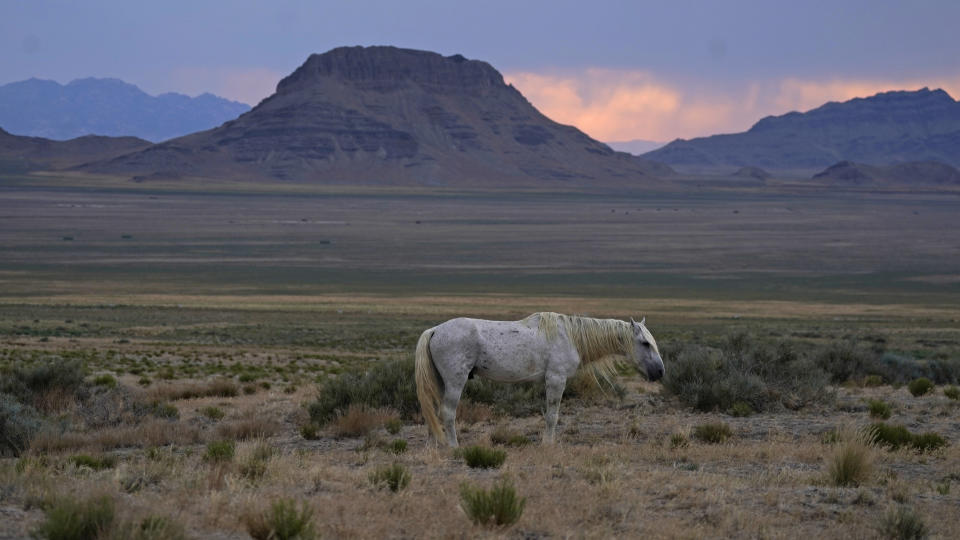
[0, 77, 250, 142]
[644, 87, 960, 170]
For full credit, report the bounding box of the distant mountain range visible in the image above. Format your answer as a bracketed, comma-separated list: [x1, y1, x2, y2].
[644, 88, 960, 170]
[79, 46, 670, 186]
[0, 78, 250, 142]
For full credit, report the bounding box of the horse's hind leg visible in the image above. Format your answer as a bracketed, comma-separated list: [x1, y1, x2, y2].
[441, 380, 466, 447]
[543, 373, 567, 444]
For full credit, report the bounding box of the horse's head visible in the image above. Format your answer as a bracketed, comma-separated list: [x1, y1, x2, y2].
[631, 317, 664, 382]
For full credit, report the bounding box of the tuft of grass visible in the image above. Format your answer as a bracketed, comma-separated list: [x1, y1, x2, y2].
[490, 425, 531, 447]
[907, 377, 934, 397]
[827, 433, 875, 487]
[384, 417, 403, 435]
[867, 398, 892, 419]
[241, 498, 316, 540]
[459, 478, 526, 528]
[31, 494, 115, 540]
[129, 515, 187, 540]
[868, 422, 947, 452]
[238, 441, 274, 481]
[944, 385, 960, 400]
[727, 400, 754, 417]
[387, 439, 407, 455]
[70, 454, 117, 471]
[368, 463, 411, 492]
[692, 422, 732, 444]
[460, 445, 507, 469]
[215, 416, 279, 441]
[203, 440, 235, 463]
[670, 433, 689, 449]
[299, 423, 320, 441]
[878, 505, 928, 540]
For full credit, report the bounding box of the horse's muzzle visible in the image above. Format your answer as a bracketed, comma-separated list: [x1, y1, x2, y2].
[648, 365, 664, 382]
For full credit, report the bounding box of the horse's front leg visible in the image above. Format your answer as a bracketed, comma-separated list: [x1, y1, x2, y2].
[543, 373, 567, 444]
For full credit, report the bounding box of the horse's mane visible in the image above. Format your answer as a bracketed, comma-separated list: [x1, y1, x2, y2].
[526, 312, 636, 383]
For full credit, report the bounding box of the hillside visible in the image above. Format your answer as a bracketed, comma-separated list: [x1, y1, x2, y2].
[82, 46, 670, 186]
[0, 78, 250, 142]
[644, 88, 960, 170]
[812, 160, 960, 186]
[0, 127, 151, 171]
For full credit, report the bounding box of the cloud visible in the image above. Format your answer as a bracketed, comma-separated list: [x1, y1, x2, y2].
[167, 66, 283, 105]
[504, 69, 960, 143]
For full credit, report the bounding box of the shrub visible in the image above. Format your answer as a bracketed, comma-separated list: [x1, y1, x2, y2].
[204, 440, 235, 463]
[307, 358, 419, 425]
[878, 505, 927, 540]
[490, 426, 531, 447]
[908, 378, 934, 397]
[368, 463, 411, 492]
[148, 401, 179, 420]
[662, 335, 831, 413]
[867, 398, 892, 419]
[129, 516, 187, 540]
[816, 341, 882, 384]
[727, 401, 754, 417]
[384, 417, 403, 435]
[0, 392, 44, 457]
[1, 359, 88, 411]
[215, 417, 279, 441]
[944, 385, 960, 400]
[239, 442, 274, 481]
[32, 494, 115, 540]
[692, 422, 732, 444]
[868, 422, 948, 452]
[70, 454, 117, 471]
[463, 379, 543, 417]
[299, 423, 320, 440]
[92, 374, 117, 388]
[460, 445, 507, 469]
[459, 478, 525, 528]
[827, 435, 874, 487]
[199, 406, 225, 420]
[241, 498, 316, 540]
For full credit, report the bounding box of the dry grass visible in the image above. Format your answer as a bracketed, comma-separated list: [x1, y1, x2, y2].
[827, 429, 876, 487]
[330, 405, 399, 438]
[148, 379, 239, 401]
[29, 420, 202, 453]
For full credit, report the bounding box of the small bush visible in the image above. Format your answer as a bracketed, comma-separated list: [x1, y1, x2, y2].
[32, 494, 115, 540]
[71, 454, 117, 471]
[459, 478, 525, 528]
[368, 463, 411, 492]
[942, 385, 959, 400]
[867, 398, 892, 419]
[827, 434, 874, 487]
[908, 378, 934, 397]
[199, 406, 225, 421]
[868, 422, 948, 452]
[299, 423, 320, 440]
[307, 358, 418, 425]
[1, 359, 88, 412]
[490, 426, 531, 447]
[878, 505, 928, 540]
[239, 442, 274, 481]
[241, 498, 316, 540]
[864, 375, 884, 387]
[148, 401, 179, 420]
[92, 374, 117, 388]
[692, 422, 732, 444]
[384, 417, 403, 435]
[0, 392, 44, 457]
[204, 440, 235, 463]
[460, 445, 507, 469]
[727, 401, 754, 417]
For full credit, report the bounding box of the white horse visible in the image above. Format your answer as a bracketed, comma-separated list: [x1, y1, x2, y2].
[415, 312, 664, 447]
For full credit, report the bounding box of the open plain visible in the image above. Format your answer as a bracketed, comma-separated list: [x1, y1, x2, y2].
[1, 175, 959, 538]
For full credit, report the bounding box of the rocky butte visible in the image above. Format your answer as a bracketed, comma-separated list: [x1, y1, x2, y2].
[83, 46, 670, 187]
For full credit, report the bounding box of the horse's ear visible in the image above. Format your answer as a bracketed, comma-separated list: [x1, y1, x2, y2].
[630, 317, 640, 335]
[640, 316, 646, 326]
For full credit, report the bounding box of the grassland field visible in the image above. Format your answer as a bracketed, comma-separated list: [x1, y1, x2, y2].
[1, 174, 959, 538]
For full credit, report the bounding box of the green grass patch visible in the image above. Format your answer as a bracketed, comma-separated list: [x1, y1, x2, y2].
[692, 422, 733, 444]
[868, 422, 947, 452]
[459, 478, 525, 528]
[867, 398, 892, 419]
[459, 445, 507, 469]
[368, 462, 411, 492]
[908, 377, 934, 397]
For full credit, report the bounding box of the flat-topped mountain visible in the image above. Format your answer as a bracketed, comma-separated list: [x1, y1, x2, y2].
[644, 88, 960, 170]
[0, 78, 250, 143]
[812, 160, 960, 186]
[0, 127, 150, 172]
[84, 46, 669, 186]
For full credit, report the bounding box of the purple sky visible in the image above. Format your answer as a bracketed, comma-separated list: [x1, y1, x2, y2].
[3, 0, 958, 142]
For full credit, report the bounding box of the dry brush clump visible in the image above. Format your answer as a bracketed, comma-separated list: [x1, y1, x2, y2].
[330, 404, 399, 438]
[368, 462, 411, 492]
[459, 477, 526, 528]
[148, 378, 239, 401]
[826, 429, 875, 487]
[240, 498, 316, 540]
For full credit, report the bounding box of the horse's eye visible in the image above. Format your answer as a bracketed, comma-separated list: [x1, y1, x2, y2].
[642, 342, 651, 348]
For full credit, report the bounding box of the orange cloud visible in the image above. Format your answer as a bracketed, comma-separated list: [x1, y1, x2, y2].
[505, 69, 960, 143]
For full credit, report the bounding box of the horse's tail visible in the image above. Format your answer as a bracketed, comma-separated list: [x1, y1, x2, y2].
[415, 327, 444, 442]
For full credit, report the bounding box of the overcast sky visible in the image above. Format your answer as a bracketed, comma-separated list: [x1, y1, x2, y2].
[3, 0, 958, 142]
